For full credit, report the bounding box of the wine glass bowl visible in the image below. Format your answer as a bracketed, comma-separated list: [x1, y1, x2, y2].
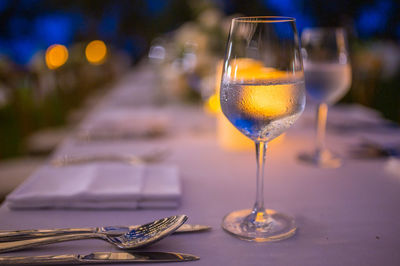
[220, 17, 305, 241]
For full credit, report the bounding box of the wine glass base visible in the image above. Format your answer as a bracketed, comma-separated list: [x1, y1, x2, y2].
[298, 149, 341, 168]
[222, 209, 296, 242]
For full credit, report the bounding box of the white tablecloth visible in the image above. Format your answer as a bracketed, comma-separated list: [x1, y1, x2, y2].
[0, 63, 399, 265]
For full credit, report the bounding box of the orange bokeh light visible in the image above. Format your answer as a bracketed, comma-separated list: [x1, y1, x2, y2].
[45, 44, 68, 70]
[85, 40, 107, 65]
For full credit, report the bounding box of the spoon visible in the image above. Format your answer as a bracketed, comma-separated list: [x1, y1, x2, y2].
[0, 224, 211, 242]
[0, 215, 187, 253]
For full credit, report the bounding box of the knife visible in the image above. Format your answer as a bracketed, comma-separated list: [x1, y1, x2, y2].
[0, 251, 199, 265]
[0, 224, 211, 242]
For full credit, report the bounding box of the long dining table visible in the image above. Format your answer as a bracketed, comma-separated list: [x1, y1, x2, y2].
[0, 63, 400, 266]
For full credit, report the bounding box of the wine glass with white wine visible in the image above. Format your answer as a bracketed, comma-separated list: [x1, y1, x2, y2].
[220, 17, 306, 241]
[298, 28, 352, 168]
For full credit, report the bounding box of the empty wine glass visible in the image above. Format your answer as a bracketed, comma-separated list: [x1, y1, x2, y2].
[220, 17, 306, 241]
[298, 28, 352, 168]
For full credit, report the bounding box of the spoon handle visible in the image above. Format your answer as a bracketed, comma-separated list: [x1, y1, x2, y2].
[0, 228, 96, 242]
[0, 233, 97, 253]
[0, 254, 79, 265]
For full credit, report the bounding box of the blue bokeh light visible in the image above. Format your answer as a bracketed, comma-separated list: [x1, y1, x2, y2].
[262, 0, 314, 32]
[9, 38, 38, 65]
[356, 0, 393, 37]
[34, 14, 74, 46]
[0, 0, 9, 13]
[99, 15, 119, 39]
[146, 0, 170, 16]
[397, 25, 400, 40]
[292, 13, 315, 32]
[263, 0, 296, 13]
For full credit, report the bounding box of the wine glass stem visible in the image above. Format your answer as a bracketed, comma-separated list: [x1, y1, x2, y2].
[253, 141, 267, 214]
[316, 102, 328, 154]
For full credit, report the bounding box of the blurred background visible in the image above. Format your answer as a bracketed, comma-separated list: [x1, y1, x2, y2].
[0, 0, 399, 163]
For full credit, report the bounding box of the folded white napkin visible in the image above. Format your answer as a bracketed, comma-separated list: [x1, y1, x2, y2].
[6, 163, 181, 209]
[78, 109, 169, 140]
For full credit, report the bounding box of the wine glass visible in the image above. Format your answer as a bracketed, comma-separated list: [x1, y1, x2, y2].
[298, 28, 352, 168]
[220, 17, 306, 241]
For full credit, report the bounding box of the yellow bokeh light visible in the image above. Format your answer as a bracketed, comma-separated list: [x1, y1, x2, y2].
[224, 58, 297, 118]
[85, 40, 107, 64]
[211, 59, 289, 151]
[204, 93, 221, 114]
[227, 58, 290, 81]
[238, 83, 293, 118]
[206, 59, 293, 116]
[45, 44, 68, 70]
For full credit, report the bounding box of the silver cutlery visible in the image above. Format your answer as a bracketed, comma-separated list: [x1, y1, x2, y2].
[0, 224, 211, 242]
[0, 251, 199, 265]
[0, 215, 187, 253]
[51, 150, 168, 166]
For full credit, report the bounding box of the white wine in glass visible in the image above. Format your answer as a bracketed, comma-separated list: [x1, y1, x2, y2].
[299, 28, 352, 168]
[220, 17, 306, 241]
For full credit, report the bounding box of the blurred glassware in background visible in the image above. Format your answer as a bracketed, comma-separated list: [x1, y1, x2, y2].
[148, 7, 234, 103]
[148, 39, 167, 62]
[298, 28, 352, 168]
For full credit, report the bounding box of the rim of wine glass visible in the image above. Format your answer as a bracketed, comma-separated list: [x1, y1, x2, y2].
[233, 16, 296, 23]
